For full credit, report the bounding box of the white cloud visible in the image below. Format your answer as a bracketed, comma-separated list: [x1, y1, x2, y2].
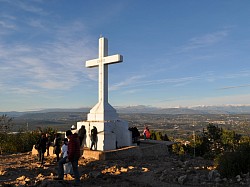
[27, 19, 46, 29]
[0, 20, 16, 29]
[218, 84, 250, 90]
[9, 87, 42, 95]
[0, 20, 95, 94]
[182, 30, 228, 51]
[110, 75, 145, 91]
[5, 0, 48, 16]
[112, 75, 201, 90]
[123, 89, 141, 94]
[109, 69, 250, 95]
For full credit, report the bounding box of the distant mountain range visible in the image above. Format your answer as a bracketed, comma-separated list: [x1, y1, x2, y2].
[116, 105, 250, 115]
[1, 105, 250, 117]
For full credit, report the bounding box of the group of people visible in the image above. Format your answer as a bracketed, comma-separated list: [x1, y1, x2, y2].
[36, 132, 64, 165]
[36, 125, 150, 185]
[55, 130, 81, 185]
[36, 124, 99, 185]
[71, 125, 98, 150]
[56, 125, 99, 185]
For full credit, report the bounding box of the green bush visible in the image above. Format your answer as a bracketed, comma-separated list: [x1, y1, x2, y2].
[150, 131, 169, 141]
[0, 131, 40, 154]
[172, 142, 185, 155]
[0, 127, 57, 154]
[183, 124, 243, 159]
[216, 143, 250, 178]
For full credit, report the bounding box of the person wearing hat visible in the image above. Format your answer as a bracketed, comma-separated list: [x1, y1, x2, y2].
[71, 124, 78, 134]
[55, 130, 80, 185]
[71, 125, 76, 130]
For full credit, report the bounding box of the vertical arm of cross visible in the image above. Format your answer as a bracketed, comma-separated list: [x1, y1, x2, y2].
[99, 37, 108, 104]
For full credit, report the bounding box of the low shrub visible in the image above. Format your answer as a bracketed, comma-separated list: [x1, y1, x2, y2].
[216, 143, 250, 178]
[0, 131, 40, 154]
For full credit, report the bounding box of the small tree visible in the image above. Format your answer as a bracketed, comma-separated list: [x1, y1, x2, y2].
[202, 123, 223, 158]
[221, 129, 241, 152]
[0, 114, 13, 133]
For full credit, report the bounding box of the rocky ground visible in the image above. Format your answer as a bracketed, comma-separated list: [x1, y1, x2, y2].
[0, 152, 249, 187]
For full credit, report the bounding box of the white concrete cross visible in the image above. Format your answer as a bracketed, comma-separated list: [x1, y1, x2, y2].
[86, 37, 123, 121]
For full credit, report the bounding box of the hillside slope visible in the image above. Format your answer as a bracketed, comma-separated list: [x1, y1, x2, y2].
[0, 152, 248, 186]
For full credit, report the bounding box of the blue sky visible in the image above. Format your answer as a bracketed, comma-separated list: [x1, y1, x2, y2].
[1, 0, 250, 112]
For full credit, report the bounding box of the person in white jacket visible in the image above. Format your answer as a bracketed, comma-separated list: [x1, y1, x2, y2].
[61, 138, 72, 176]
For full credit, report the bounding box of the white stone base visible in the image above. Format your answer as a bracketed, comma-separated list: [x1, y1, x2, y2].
[77, 120, 132, 151]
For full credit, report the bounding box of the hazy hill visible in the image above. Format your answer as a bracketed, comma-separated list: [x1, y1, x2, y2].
[1, 105, 250, 118]
[117, 105, 250, 114]
[192, 105, 250, 114]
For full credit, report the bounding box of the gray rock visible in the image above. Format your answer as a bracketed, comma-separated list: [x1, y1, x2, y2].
[192, 175, 200, 184]
[236, 174, 241, 182]
[215, 177, 221, 183]
[89, 171, 102, 178]
[178, 174, 187, 185]
[208, 170, 220, 181]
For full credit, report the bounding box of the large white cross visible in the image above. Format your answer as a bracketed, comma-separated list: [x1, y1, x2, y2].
[86, 37, 123, 121]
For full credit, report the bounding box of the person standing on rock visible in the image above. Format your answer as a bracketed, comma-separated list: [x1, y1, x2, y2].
[78, 125, 86, 158]
[78, 125, 86, 147]
[37, 133, 47, 166]
[55, 130, 80, 186]
[53, 133, 61, 162]
[143, 126, 151, 140]
[45, 133, 51, 156]
[61, 138, 72, 176]
[90, 126, 98, 150]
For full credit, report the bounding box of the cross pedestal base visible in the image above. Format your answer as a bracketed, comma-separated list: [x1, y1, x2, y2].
[87, 102, 118, 121]
[77, 120, 132, 151]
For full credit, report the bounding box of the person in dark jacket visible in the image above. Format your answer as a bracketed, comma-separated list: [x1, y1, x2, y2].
[53, 133, 61, 162]
[55, 130, 80, 185]
[78, 125, 86, 147]
[37, 133, 47, 165]
[90, 126, 98, 150]
[128, 126, 140, 145]
[45, 133, 51, 156]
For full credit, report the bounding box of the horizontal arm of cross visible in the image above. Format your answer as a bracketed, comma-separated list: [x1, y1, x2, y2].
[86, 54, 123, 68]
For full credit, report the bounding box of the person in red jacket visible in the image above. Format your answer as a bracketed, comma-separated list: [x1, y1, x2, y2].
[143, 126, 151, 140]
[55, 130, 80, 185]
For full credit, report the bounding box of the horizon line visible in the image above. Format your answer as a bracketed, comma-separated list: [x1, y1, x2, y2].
[1, 104, 250, 113]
